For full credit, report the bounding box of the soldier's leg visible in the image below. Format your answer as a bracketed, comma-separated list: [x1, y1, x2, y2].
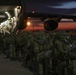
[60, 67, 65, 75]
[44, 57, 50, 75]
[18, 50, 22, 61]
[56, 61, 65, 75]
[13, 46, 16, 60]
[39, 63, 44, 75]
[52, 59, 58, 74]
[32, 56, 39, 75]
[67, 60, 73, 75]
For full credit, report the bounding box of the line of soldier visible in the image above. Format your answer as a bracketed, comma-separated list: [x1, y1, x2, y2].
[0, 30, 76, 75]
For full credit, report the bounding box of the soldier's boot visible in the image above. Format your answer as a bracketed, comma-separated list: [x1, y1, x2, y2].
[67, 67, 73, 75]
[44, 58, 49, 75]
[39, 63, 44, 75]
[12, 49, 17, 61]
[18, 51, 22, 62]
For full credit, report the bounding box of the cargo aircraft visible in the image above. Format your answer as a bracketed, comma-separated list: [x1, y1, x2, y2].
[0, 0, 76, 32]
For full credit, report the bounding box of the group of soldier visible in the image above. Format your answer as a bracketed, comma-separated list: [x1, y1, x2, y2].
[0, 30, 76, 75]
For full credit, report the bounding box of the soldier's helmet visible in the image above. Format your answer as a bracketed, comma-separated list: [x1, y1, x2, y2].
[71, 33, 76, 40]
[55, 30, 71, 40]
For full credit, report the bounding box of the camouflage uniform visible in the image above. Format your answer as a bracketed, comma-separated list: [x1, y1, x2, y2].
[52, 31, 73, 75]
[33, 31, 54, 75]
[16, 31, 29, 61]
[5, 33, 16, 60]
[71, 33, 76, 75]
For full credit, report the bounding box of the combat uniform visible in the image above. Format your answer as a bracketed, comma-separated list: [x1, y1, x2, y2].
[52, 31, 73, 75]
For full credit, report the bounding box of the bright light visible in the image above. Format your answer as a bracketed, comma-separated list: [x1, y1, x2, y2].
[1, 23, 3, 26]
[14, 8, 18, 18]
[5, 12, 11, 19]
[32, 11, 35, 13]
[27, 21, 31, 26]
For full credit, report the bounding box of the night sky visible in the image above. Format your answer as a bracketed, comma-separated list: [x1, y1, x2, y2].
[22, 0, 76, 16]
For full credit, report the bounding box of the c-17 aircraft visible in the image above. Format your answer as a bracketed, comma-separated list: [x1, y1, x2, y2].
[0, 0, 76, 31]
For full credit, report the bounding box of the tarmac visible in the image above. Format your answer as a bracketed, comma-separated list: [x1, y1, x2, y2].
[0, 52, 76, 75]
[0, 53, 33, 75]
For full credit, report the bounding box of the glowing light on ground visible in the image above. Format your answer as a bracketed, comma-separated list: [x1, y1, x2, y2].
[27, 21, 31, 26]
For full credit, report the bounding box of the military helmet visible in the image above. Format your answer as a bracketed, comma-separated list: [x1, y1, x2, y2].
[55, 30, 70, 39]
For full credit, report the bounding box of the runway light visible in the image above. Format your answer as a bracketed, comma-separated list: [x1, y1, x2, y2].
[27, 21, 31, 26]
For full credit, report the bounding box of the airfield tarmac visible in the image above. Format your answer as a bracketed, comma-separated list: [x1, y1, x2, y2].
[0, 53, 33, 75]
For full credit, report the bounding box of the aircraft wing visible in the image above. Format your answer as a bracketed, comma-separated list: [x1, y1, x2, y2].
[21, 0, 76, 18]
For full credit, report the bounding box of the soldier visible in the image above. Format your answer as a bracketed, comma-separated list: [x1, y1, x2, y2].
[52, 30, 73, 75]
[71, 33, 76, 75]
[34, 31, 54, 75]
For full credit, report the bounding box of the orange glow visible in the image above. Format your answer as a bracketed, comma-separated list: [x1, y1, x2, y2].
[27, 21, 31, 26]
[57, 22, 76, 30]
[22, 22, 76, 31]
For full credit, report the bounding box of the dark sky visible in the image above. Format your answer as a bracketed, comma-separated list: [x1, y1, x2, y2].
[22, 0, 76, 16]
